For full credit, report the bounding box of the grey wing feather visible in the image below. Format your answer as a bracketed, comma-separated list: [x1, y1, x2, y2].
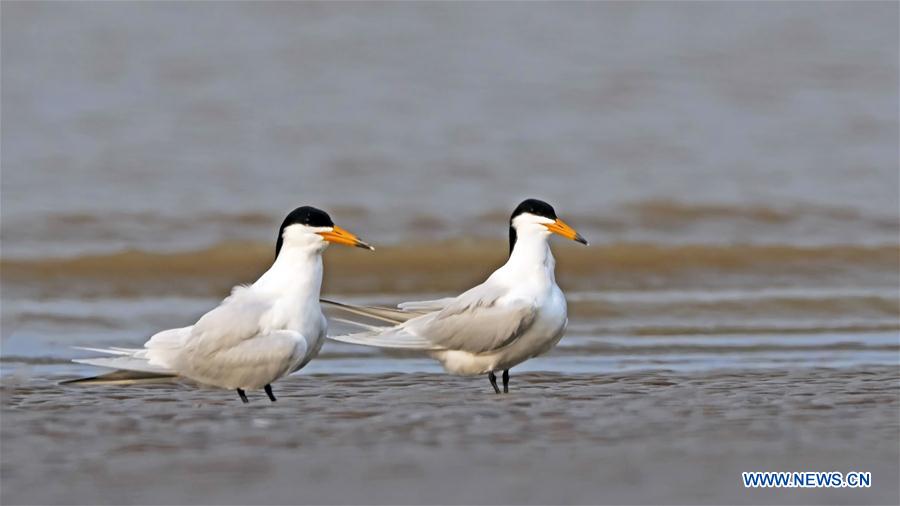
[188, 286, 271, 351]
[406, 287, 538, 354]
[324, 289, 537, 354]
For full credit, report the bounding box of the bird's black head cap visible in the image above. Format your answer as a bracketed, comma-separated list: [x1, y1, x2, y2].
[275, 206, 334, 257]
[509, 198, 557, 254]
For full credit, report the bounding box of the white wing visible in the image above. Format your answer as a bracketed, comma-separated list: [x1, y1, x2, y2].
[179, 329, 303, 389]
[141, 326, 192, 369]
[172, 286, 303, 388]
[70, 286, 304, 389]
[185, 286, 272, 351]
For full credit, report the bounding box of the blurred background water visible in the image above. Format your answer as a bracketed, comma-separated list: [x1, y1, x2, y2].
[1, 1, 898, 376]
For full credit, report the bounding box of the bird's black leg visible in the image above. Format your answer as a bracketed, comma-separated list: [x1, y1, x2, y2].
[236, 388, 249, 403]
[502, 369, 510, 393]
[264, 384, 277, 402]
[488, 371, 501, 394]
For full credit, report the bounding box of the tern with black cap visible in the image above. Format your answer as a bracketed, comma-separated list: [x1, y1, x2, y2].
[324, 198, 587, 393]
[66, 206, 373, 403]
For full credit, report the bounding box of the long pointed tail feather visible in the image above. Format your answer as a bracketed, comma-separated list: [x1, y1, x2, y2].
[322, 298, 441, 350]
[327, 331, 440, 350]
[66, 346, 177, 385]
[61, 370, 177, 385]
[332, 317, 384, 332]
[321, 298, 422, 324]
[72, 355, 173, 374]
[72, 346, 140, 356]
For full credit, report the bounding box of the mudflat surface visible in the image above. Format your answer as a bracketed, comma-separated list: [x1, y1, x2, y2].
[2, 367, 897, 505]
[2, 3, 898, 505]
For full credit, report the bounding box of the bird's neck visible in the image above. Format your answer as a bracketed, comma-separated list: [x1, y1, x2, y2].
[253, 246, 324, 307]
[505, 233, 556, 279]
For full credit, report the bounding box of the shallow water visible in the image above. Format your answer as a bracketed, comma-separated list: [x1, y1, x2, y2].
[2, 3, 898, 378]
[2, 2, 898, 257]
[2, 3, 898, 376]
[3, 282, 898, 378]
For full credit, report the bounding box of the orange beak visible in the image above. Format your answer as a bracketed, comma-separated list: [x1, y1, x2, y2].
[544, 218, 589, 245]
[318, 225, 374, 250]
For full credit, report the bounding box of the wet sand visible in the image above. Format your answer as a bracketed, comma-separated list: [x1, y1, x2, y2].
[2, 367, 897, 505]
[2, 3, 897, 505]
